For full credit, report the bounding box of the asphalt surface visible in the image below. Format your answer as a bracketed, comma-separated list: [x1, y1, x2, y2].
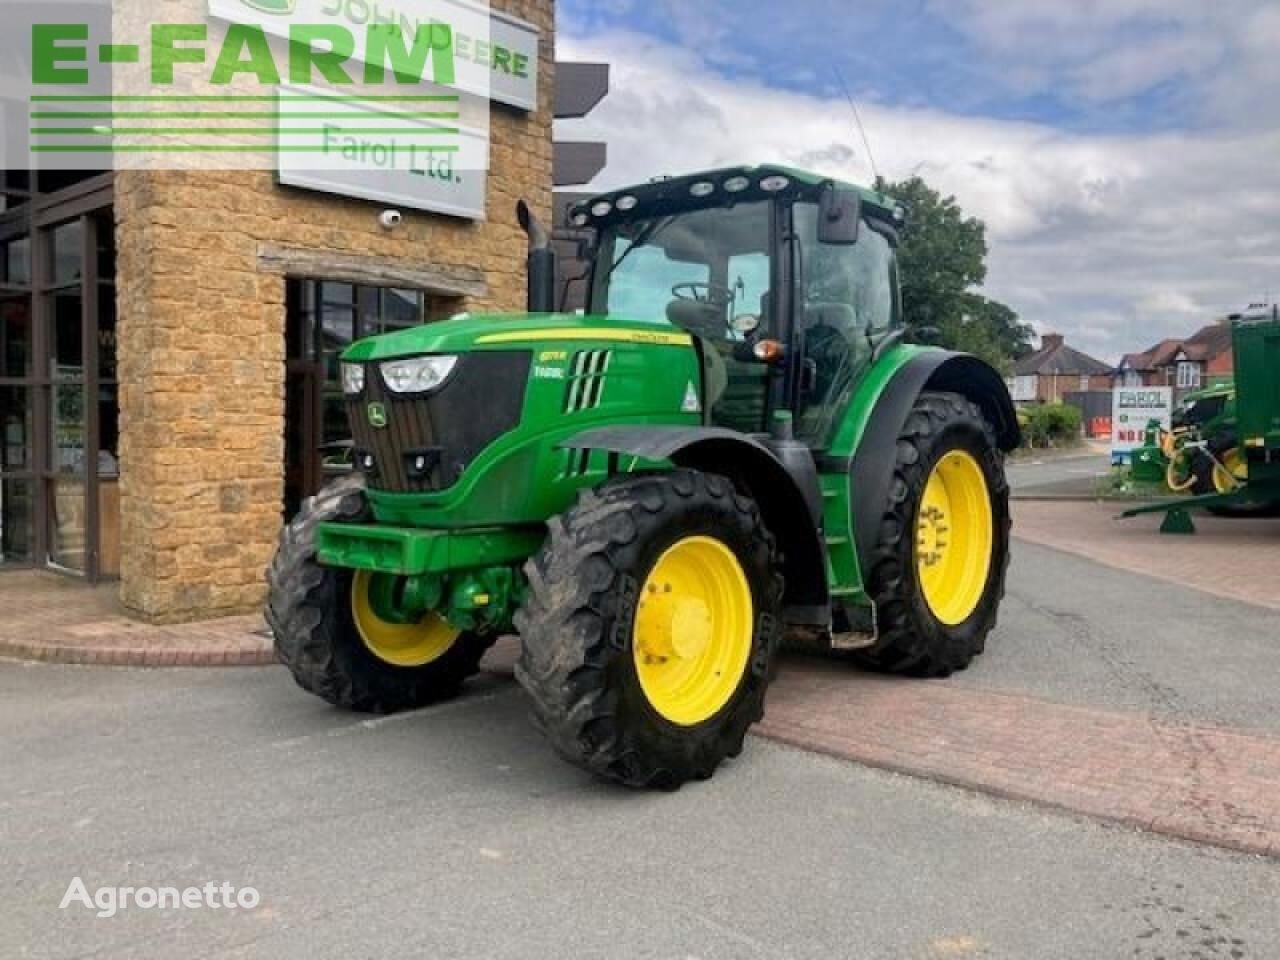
[4, 543, 1280, 960]
[952, 540, 1280, 735]
[1007, 449, 1112, 497]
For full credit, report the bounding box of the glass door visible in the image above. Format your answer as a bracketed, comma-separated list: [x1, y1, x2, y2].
[0, 174, 34, 567]
[46, 219, 89, 571]
[0, 171, 114, 580]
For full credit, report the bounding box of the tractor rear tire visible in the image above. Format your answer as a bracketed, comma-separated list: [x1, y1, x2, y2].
[267, 475, 495, 713]
[1189, 446, 1280, 517]
[852, 391, 1011, 678]
[514, 470, 782, 789]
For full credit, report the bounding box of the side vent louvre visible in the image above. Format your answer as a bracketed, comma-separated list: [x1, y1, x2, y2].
[560, 447, 592, 479]
[564, 350, 612, 413]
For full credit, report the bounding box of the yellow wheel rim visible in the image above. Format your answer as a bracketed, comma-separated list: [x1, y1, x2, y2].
[632, 536, 754, 727]
[916, 450, 995, 626]
[351, 571, 461, 668]
[1213, 448, 1248, 493]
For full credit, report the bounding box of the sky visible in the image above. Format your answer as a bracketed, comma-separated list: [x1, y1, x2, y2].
[554, 0, 1280, 363]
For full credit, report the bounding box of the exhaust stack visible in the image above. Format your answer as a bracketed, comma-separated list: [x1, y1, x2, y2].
[517, 200, 557, 314]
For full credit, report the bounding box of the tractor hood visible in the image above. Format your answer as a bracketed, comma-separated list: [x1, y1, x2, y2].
[341, 312, 692, 363]
[334, 310, 703, 507]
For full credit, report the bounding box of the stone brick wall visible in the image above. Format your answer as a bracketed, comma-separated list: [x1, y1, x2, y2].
[114, 0, 555, 622]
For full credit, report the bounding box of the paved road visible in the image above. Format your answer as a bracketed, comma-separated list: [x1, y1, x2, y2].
[1007, 449, 1112, 497]
[952, 539, 1280, 734]
[2, 661, 1278, 960]
[4, 539, 1280, 960]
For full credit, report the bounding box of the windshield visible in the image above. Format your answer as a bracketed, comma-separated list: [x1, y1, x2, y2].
[590, 202, 772, 341]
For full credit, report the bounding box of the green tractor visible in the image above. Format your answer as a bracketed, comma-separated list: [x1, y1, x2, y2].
[267, 166, 1019, 788]
[1125, 306, 1280, 528]
[1160, 382, 1247, 496]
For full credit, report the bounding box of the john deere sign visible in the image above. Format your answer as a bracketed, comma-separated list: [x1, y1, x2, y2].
[207, 0, 540, 111]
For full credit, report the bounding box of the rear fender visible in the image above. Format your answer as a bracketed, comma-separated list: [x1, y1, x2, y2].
[563, 426, 830, 625]
[841, 351, 1019, 571]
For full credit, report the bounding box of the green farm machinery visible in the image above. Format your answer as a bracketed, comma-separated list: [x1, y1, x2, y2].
[1124, 306, 1280, 531]
[266, 166, 1019, 788]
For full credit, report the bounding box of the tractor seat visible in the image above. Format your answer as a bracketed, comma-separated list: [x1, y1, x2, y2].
[665, 300, 728, 412]
[667, 299, 725, 341]
[805, 301, 859, 335]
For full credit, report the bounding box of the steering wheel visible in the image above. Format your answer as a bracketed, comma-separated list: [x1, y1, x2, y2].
[671, 282, 734, 308]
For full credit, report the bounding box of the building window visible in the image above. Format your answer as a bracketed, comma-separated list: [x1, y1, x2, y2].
[1122, 370, 1141, 387]
[1012, 375, 1037, 402]
[299, 283, 432, 455]
[1176, 360, 1201, 389]
[284, 280, 461, 516]
[1079, 374, 1090, 391]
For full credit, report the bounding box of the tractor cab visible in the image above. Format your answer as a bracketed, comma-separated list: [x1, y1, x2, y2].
[571, 166, 907, 445]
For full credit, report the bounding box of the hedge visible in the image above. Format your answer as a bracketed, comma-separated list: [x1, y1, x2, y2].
[1020, 403, 1083, 448]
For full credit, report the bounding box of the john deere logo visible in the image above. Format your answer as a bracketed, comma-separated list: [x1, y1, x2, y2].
[239, 0, 297, 14]
[367, 403, 388, 429]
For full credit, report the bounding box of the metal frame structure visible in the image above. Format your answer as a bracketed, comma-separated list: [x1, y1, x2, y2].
[0, 172, 115, 580]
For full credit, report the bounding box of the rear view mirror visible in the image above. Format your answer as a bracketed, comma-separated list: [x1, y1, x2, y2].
[818, 184, 861, 245]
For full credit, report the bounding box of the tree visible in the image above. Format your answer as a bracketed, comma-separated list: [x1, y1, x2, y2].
[937, 312, 1010, 375]
[874, 175, 1032, 371]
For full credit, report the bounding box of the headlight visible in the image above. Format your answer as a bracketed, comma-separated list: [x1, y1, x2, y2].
[379, 355, 459, 395]
[340, 362, 365, 396]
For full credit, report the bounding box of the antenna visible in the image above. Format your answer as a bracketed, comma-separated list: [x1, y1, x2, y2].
[834, 67, 879, 184]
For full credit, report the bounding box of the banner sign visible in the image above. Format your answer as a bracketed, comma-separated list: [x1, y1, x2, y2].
[1111, 387, 1173, 462]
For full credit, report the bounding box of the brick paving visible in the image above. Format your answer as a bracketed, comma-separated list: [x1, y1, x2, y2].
[0, 571, 272, 667]
[484, 634, 1280, 857]
[1012, 500, 1280, 611]
[758, 658, 1280, 859]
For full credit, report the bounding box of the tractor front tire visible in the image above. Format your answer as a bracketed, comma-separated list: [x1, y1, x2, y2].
[853, 391, 1011, 677]
[1189, 446, 1280, 517]
[267, 476, 494, 713]
[514, 470, 782, 789]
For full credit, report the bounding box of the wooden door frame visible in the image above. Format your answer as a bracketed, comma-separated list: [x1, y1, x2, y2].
[31, 177, 114, 580]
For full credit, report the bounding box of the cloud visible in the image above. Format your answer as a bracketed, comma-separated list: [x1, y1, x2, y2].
[561, 0, 1280, 135]
[928, 0, 1279, 127]
[555, 28, 1280, 363]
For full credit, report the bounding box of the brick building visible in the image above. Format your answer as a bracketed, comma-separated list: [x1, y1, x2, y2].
[0, 0, 555, 621]
[1116, 318, 1236, 400]
[1010, 333, 1112, 404]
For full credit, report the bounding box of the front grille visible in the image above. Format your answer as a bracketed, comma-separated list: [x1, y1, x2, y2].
[347, 351, 531, 493]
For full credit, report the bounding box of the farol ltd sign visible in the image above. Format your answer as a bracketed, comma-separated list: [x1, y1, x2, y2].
[209, 0, 538, 220]
[275, 83, 489, 220]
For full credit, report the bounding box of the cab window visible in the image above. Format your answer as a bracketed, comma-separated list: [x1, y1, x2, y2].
[603, 246, 709, 323]
[793, 202, 899, 444]
[591, 202, 776, 433]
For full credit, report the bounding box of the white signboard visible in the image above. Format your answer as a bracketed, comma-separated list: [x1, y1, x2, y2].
[1111, 386, 1173, 462]
[276, 84, 489, 219]
[207, 0, 539, 111]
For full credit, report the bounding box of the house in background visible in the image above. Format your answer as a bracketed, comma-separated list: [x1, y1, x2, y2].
[1011, 334, 1112, 404]
[1116, 317, 1235, 399]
